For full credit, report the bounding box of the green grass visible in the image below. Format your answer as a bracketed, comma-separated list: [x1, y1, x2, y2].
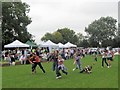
[1, 60, 19, 64]
[2, 55, 119, 88]
[0, 67, 2, 90]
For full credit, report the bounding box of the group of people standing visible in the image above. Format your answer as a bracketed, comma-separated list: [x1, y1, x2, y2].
[92, 48, 114, 69]
[3, 48, 28, 65]
[101, 49, 114, 68]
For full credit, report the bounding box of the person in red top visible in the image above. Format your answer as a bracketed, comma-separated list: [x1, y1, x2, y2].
[29, 53, 45, 74]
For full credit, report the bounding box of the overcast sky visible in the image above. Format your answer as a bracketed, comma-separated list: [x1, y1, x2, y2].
[23, 0, 118, 44]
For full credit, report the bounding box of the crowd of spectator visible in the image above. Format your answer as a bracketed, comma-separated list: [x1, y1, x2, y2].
[1, 47, 120, 66]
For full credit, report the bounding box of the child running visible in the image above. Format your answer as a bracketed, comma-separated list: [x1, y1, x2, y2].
[73, 53, 83, 73]
[93, 51, 98, 65]
[56, 55, 68, 79]
[107, 49, 113, 67]
[28, 53, 45, 74]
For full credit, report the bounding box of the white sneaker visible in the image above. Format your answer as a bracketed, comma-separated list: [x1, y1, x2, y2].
[56, 77, 59, 79]
[56, 76, 61, 79]
[58, 76, 62, 78]
[73, 68, 75, 71]
[107, 66, 110, 68]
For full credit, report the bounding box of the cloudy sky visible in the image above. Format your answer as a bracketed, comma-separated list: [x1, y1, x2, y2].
[23, 0, 118, 44]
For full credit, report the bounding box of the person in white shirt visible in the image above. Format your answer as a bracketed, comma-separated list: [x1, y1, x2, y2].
[17, 49, 21, 60]
[65, 52, 68, 60]
[70, 49, 74, 58]
[101, 50, 109, 68]
[107, 49, 113, 67]
[19, 54, 26, 64]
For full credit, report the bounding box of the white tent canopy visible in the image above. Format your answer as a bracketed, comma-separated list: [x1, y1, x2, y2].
[64, 42, 77, 48]
[114, 52, 119, 55]
[40, 40, 58, 47]
[40, 40, 59, 52]
[58, 43, 65, 48]
[4, 40, 29, 48]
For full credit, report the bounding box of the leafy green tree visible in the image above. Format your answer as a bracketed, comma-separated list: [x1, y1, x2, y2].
[41, 32, 53, 42]
[57, 28, 78, 44]
[117, 23, 120, 47]
[2, 2, 33, 47]
[85, 16, 117, 47]
[77, 33, 84, 41]
[113, 23, 120, 47]
[76, 33, 84, 46]
[41, 32, 63, 43]
[52, 31, 63, 43]
[41, 28, 78, 45]
[80, 39, 89, 48]
[118, 23, 120, 36]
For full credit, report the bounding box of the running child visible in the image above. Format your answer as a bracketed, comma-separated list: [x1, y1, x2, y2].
[28, 53, 45, 74]
[56, 55, 68, 79]
[107, 49, 113, 67]
[73, 53, 83, 73]
[93, 51, 98, 65]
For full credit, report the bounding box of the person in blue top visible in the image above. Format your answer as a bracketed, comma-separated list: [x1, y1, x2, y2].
[73, 53, 84, 73]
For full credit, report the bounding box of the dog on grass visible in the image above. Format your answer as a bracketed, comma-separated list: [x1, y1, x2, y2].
[83, 65, 92, 74]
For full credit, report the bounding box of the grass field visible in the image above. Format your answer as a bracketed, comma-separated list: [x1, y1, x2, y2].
[2, 55, 119, 88]
[0, 67, 2, 89]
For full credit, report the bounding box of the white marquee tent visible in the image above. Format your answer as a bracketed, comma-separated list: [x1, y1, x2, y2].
[64, 42, 77, 48]
[40, 40, 58, 47]
[4, 40, 29, 48]
[40, 40, 58, 52]
[58, 43, 65, 48]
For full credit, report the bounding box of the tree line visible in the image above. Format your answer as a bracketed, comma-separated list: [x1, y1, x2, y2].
[2, 2, 120, 48]
[41, 16, 119, 48]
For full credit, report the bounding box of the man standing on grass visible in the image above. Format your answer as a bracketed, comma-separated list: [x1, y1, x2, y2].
[101, 50, 109, 68]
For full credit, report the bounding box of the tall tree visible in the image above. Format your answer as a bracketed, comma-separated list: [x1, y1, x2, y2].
[52, 31, 63, 43]
[41, 28, 78, 45]
[77, 33, 84, 41]
[41, 32, 53, 42]
[57, 28, 78, 44]
[41, 31, 63, 43]
[113, 23, 120, 47]
[80, 39, 89, 48]
[2, 2, 33, 47]
[85, 16, 117, 47]
[117, 23, 120, 47]
[76, 33, 84, 46]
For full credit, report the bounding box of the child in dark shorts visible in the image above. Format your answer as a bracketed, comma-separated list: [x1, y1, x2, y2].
[93, 52, 97, 65]
[107, 50, 113, 67]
